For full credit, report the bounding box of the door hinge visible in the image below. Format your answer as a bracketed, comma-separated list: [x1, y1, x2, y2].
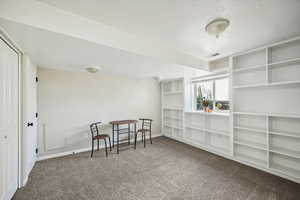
[35, 77, 38, 82]
[36, 112, 38, 118]
[35, 148, 38, 154]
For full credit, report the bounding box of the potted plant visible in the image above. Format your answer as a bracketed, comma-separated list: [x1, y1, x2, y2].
[202, 98, 209, 112]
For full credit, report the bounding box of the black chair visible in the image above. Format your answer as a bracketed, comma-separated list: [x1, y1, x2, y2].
[134, 118, 153, 149]
[90, 122, 111, 157]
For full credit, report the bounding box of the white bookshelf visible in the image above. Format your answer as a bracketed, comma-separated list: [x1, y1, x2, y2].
[232, 36, 300, 182]
[185, 111, 230, 155]
[161, 36, 300, 184]
[161, 78, 185, 139]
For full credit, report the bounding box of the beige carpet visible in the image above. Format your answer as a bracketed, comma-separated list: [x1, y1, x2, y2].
[13, 136, 300, 200]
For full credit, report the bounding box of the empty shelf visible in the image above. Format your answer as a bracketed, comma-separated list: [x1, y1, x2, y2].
[233, 112, 300, 119]
[270, 147, 300, 159]
[233, 64, 266, 73]
[234, 140, 267, 151]
[269, 131, 300, 138]
[164, 116, 182, 120]
[234, 126, 266, 134]
[185, 125, 203, 131]
[235, 154, 267, 167]
[164, 124, 183, 130]
[233, 81, 300, 89]
[204, 128, 229, 137]
[164, 91, 183, 95]
[163, 106, 184, 110]
[268, 57, 300, 67]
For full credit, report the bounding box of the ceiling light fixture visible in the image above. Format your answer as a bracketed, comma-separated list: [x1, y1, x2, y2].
[85, 66, 101, 73]
[205, 18, 230, 38]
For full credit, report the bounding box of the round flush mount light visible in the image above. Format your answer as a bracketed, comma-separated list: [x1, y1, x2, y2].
[85, 66, 101, 73]
[205, 18, 230, 38]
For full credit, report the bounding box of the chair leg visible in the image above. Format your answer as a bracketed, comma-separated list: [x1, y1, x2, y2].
[150, 130, 153, 144]
[97, 139, 100, 151]
[104, 138, 108, 157]
[108, 136, 112, 151]
[128, 124, 130, 145]
[117, 125, 120, 154]
[112, 125, 114, 148]
[143, 131, 146, 148]
[91, 140, 94, 158]
[134, 132, 137, 150]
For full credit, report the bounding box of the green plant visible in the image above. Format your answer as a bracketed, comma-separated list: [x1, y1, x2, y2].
[216, 103, 223, 109]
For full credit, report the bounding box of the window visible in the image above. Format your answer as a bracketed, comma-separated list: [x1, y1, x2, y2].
[193, 77, 230, 111]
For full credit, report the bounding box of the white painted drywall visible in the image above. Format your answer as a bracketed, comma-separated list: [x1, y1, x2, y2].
[22, 54, 37, 186]
[37, 68, 161, 157]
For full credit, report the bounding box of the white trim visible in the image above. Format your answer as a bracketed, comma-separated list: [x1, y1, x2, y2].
[22, 177, 28, 188]
[0, 25, 24, 54]
[0, 28, 23, 191]
[231, 36, 300, 58]
[191, 73, 229, 83]
[37, 134, 162, 161]
[22, 159, 36, 187]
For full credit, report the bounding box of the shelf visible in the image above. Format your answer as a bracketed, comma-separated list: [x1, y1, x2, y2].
[233, 83, 267, 89]
[233, 112, 300, 119]
[234, 140, 267, 151]
[269, 131, 300, 138]
[268, 57, 300, 68]
[235, 154, 267, 167]
[268, 81, 300, 87]
[207, 145, 230, 155]
[185, 125, 204, 131]
[164, 123, 183, 130]
[234, 126, 266, 134]
[270, 147, 300, 159]
[233, 80, 300, 89]
[185, 125, 229, 137]
[271, 163, 300, 179]
[233, 64, 266, 73]
[204, 128, 229, 137]
[163, 106, 184, 110]
[164, 91, 183, 95]
[185, 111, 230, 117]
[164, 116, 182, 120]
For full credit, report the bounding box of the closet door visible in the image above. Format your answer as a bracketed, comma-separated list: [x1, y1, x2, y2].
[0, 38, 19, 200]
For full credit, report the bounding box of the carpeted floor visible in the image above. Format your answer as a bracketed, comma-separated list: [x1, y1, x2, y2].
[13, 136, 300, 200]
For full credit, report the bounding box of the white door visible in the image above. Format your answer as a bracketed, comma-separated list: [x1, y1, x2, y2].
[22, 55, 37, 181]
[0, 38, 19, 200]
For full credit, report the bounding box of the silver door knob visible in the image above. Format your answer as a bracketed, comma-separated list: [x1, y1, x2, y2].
[4, 135, 7, 139]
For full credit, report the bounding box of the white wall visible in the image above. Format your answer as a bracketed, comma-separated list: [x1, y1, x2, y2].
[37, 68, 161, 158]
[22, 54, 37, 186]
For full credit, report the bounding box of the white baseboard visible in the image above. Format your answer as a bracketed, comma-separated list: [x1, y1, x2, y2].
[22, 176, 28, 187]
[21, 157, 36, 187]
[37, 134, 162, 161]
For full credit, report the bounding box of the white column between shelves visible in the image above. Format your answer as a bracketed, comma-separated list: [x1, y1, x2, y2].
[266, 115, 270, 168]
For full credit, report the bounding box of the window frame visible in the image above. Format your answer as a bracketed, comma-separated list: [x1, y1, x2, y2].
[192, 74, 230, 112]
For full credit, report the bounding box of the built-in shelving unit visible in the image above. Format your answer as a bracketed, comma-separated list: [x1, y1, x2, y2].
[161, 36, 300, 184]
[232, 36, 300, 182]
[161, 78, 185, 140]
[184, 111, 230, 155]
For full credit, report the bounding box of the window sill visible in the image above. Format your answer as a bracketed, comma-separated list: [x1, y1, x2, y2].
[185, 110, 230, 117]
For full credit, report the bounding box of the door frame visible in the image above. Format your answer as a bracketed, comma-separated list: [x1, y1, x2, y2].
[0, 26, 24, 189]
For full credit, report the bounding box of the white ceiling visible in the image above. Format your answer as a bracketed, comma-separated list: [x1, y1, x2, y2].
[39, 0, 300, 59]
[0, 18, 204, 78]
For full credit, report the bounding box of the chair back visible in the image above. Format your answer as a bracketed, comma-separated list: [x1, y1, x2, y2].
[90, 122, 101, 138]
[139, 118, 153, 130]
